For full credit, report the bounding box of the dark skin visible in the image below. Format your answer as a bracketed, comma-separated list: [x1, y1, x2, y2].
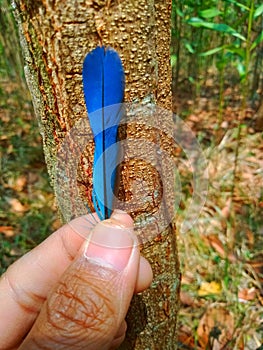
[0, 210, 153, 350]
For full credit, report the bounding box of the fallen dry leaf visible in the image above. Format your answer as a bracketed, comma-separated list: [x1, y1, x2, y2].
[238, 287, 256, 302]
[198, 281, 222, 297]
[7, 144, 13, 154]
[197, 304, 234, 350]
[246, 255, 263, 283]
[203, 234, 237, 263]
[236, 336, 245, 350]
[245, 228, 255, 248]
[13, 175, 27, 192]
[7, 175, 27, 192]
[178, 325, 202, 350]
[181, 273, 195, 285]
[51, 218, 62, 231]
[180, 291, 196, 306]
[0, 226, 15, 237]
[258, 292, 263, 306]
[221, 198, 232, 219]
[7, 198, 29, 213]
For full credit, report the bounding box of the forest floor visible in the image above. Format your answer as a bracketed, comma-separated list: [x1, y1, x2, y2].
[0, 79, 262, 349]
[173, 87, 263, 349]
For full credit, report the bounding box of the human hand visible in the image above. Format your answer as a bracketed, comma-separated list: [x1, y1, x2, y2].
[0, 210, 153, 349]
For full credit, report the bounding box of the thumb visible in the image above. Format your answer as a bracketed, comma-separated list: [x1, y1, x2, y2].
[20, 211, 139, 350]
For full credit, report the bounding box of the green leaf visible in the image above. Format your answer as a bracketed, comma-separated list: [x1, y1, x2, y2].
[225, 46, 245, 59]
[171, 54, 177, 68]
[176, 8, 184, 17]
[236, 61, 246, 78]
[198, 8, 221, 19]
[186, 17, 206, 27]
[250, 31, 263, 51]
[254, 4, 263, 18]
[200, 46, 224, 56]
[185, 42, 195, 54]
[224, 0, 250, 11]
[187, 18, 246, 41]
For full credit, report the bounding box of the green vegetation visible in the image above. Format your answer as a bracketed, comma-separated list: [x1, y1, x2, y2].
[0, 80, 57, 275]
[171, 0, 263, 107]
[171, 0, 263, 348]
[0, 0, 56, 275]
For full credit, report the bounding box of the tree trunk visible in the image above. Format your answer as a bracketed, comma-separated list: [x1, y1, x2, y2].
[13, 0, 180, 348]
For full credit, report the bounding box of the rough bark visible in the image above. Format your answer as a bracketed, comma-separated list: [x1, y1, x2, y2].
[13, 0, 180, 348]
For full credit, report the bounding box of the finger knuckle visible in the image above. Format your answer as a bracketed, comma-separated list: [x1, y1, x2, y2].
[4, 270, 45, 316]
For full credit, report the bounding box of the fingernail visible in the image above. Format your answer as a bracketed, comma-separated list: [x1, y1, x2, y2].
[84, 221, 134, 271]
[110, 210, 134, 228]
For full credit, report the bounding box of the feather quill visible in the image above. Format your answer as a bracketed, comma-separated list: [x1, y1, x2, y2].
[82, 46, 125, 220]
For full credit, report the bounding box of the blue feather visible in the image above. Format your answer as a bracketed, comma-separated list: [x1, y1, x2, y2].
[82, 46, 125, 220]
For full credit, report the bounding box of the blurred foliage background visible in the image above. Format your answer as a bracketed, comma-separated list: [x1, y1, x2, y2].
[0, 0, 57, 274]
[0, 0, 262, 348]
[171, 0, 263, 113]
